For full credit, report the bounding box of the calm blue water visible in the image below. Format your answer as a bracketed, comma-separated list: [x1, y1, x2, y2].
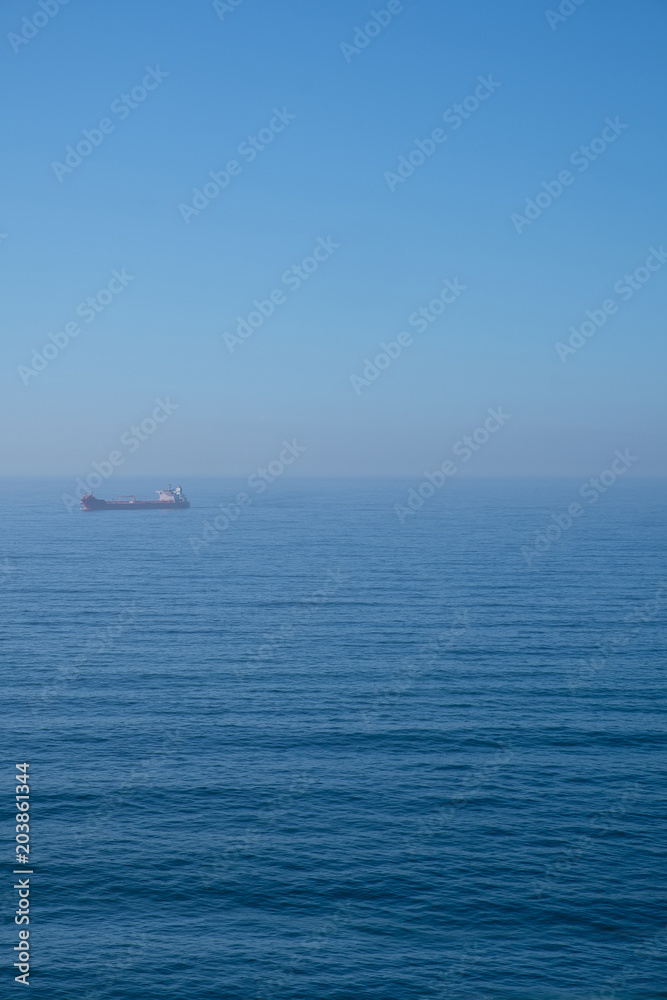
[2, 477, 666, 999]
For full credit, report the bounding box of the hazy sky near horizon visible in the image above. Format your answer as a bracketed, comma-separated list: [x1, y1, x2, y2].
[1, 0, 665, 478]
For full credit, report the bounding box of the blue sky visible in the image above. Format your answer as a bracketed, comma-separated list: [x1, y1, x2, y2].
[1, 0, 665, 477]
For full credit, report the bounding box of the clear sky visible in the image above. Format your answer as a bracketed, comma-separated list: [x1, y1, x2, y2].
[1, 0, 665, 477]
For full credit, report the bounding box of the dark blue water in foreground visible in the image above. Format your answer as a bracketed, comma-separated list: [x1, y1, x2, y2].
[1, 477, 666, 1000]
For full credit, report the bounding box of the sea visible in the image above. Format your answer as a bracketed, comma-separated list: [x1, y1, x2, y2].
[1, 476, 666, 1000]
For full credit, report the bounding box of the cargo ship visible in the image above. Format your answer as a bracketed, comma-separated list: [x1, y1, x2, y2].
[81, 485, 190, 510]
